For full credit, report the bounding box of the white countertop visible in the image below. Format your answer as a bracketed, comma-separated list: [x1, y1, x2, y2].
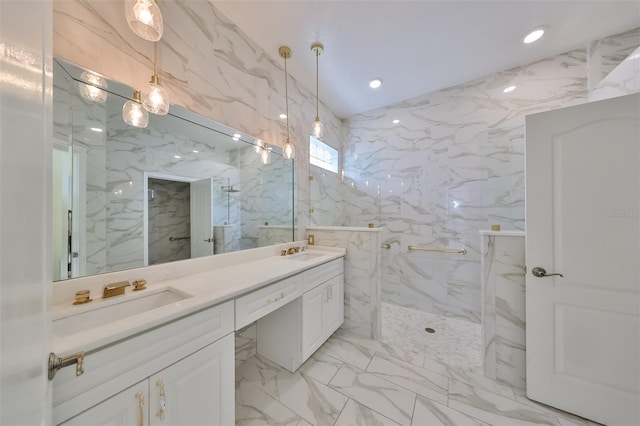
[52, 247, 345, 356]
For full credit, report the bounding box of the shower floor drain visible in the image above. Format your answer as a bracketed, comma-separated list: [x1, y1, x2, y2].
[425, 327, 436, 334]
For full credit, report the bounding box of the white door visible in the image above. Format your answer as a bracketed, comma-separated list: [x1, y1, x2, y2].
[526, 93, 639, 425]
[59, 382, 148, 426]
[1, 1, 52, 423]
[190, 178, 214, 258]
[149, 334, 235, 426]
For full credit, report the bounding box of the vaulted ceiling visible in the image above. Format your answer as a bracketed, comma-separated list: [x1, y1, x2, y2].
[215, 1, 640, 118]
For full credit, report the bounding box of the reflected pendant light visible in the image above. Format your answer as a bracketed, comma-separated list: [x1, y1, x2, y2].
[124, 0, 164, 42]
[279, 46, 295, 160]
[142, 42, 170, 115]
[310, 42, 325, 139]
[260, 143, 272, 165]
[79, 70, 108, 103]
[122, 90, 149, 128]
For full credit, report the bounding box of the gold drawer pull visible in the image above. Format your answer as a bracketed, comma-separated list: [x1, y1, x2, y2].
[156, 379, 166, 420]
[135, 392, 144, 426]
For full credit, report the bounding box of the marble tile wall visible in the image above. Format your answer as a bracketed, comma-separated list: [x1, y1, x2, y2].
[339, 27, 639, 324]
[213, 225, 233, 254]
[147, 179, 191, 265]
[306, 227, 382, 339]
[53, 0, 345, 240]
[258, 226, 296, 247]
[480, 232, 526, 389]
[105, 102, 241, 272]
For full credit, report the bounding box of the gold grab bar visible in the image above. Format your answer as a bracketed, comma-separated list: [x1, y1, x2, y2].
[408, 245, 467, 255]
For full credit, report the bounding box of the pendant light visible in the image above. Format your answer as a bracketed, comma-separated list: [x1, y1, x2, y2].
[124, 0, 164, 42]
[142, 42, 170, 115]
[260, 144, 272, 165]
[79, 70, 108, 103]
[279, 46, 295, 160]
[310, 42, 325, 139]
[122, 90, 149, 128]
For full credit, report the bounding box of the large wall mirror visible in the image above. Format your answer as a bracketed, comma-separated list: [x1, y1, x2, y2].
[53, 58, 296, 281]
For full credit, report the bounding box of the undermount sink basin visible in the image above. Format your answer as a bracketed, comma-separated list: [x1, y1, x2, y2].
[285, 252, 325, 261]
[53, 289, 190, 337]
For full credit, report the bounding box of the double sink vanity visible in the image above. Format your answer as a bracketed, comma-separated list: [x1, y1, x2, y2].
[52, 244, 345, 425]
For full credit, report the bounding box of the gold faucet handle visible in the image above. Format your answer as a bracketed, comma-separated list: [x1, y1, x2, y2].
[73, 290, 92, 305]
[132, 279, 147, 291]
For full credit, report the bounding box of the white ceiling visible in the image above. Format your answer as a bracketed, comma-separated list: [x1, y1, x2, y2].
[214, 1, 640, 118]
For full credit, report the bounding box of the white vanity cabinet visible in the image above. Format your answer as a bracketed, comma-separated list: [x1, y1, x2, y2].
[256, 258, 344, 372]
[301, 274, 344, 359]
[59, 382, 147, 426]
[60, 336, 234, 426]
[54, 301, 235, 426]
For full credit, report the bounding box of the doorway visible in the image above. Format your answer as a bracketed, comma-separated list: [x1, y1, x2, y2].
[147, 178, 192, 265]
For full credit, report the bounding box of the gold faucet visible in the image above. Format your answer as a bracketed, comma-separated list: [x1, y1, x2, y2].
[287, 247, 295, 255]
[103, 281, 130, 298]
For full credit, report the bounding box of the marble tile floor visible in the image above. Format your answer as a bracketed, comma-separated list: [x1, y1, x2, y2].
[236, 307, 599, 426]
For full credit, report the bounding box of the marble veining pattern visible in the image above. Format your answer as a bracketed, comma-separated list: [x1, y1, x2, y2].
[305, 27, 639, 327]
[480, 233, 526, 389]
[235, 306, 600, 426]
[53, 0, 345, 242]
[306, 228, 382, 339]
[147, 178, 191, 265]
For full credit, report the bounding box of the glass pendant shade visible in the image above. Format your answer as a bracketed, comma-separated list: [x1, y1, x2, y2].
[79, 71, 108, 103]
[283, 138, 295, 160]
[311, 116, 325, 139]
[125, 0, 164, 41]
[260, 147, 272, 165]
[122, 90, 149, 128]
[310, 42, 325, 140]
[142, 76, 169, 115]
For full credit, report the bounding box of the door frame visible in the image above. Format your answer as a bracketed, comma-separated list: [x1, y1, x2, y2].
[143, 172, 197, 266]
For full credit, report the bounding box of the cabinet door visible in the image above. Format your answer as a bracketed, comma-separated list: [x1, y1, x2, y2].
[59, 382, 148, 426]
[302, 283, 325, 359]
[324, 274, 344, 338]
[149, 333, 234, 426]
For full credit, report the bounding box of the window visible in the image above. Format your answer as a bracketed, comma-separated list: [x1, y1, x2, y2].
[309, 136, 338, 173]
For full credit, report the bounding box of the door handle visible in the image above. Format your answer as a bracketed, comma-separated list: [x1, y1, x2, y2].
[532, 267, 564, 278]
[203, 238, 214, 243]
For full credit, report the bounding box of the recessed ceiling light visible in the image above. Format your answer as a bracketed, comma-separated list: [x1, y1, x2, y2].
[192, 150, 199, 153]
[279, 113, 287, 119]
[90, 127, 103, 132]
[503, 85, 517, 93]
[392, 119, 400, 124]
[369, 78, 383, 89]
[174, 155, 181, 159]
[523, 27, 545, 44]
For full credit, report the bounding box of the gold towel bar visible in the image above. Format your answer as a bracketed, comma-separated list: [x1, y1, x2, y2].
[408, 245, 467, 255]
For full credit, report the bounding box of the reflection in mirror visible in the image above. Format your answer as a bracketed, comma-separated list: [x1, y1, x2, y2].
[53, 58, 295, 281]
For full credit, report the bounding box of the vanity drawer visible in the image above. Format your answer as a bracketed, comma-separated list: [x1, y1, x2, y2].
[302, 258, 344, 292]
[235, 275, 302, 329]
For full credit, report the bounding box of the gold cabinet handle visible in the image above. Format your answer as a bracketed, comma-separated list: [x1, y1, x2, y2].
[135, 392, 144, 426]
[156, 379, 166, 420]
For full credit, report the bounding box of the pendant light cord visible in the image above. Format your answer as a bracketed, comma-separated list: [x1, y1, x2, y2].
[315, 50, 319, 119]
[285, 55, 290, 141]
[153, 41, 158, 78]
